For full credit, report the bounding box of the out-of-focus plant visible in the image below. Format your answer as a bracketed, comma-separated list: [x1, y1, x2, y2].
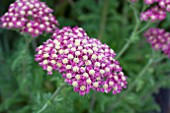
[0, 0, 170, 113]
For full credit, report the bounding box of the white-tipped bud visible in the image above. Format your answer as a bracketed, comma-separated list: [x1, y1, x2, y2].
[73, 58, 79, 63]
[27, 23, 32, 27]
[71, 47, 76, 52]
[8, 22, 14, 27]
[100, 69, 105, 74]
[83, 73, 89, 78]
[62, 58, 68, 64]
[34, 29, 40, 34]
[73, 66, 79, 72]
[43, 53, 49, 58]
[86, 78, 92, 84]
[105, 67, 110, 72]
[44, 16, 49, 21]
[66, 65, 72, 69]
[82, 39, 87, 44]
[52, 54, 57, 58]
[18, 2, 23, 6]
[51, 60, 56, 64]
[98, 55, 103, 60]
[20, 10, 25, 15]
[28, 11, 33, 15]
[16, 21, 21, 26]
[67, 44, 72, 48]
[78, 46, 83, 50]
[28, 28, 33, 32]
[121, 82, 124, 87]
[40, 24, 45, 29]
[75, 75, 80, 80]
[89, 70, 95, 75]
[95, 62, 100, 67]
[109, 81, 114, 86]
[113, 86, 118, 91]
[64, 49, 69, 54]
[75, 40, 81, 46]
[59, 49, 64, 54]
[38, 50, 42, 54]
[114, 76, 118, 81]
[47, 66, 52, 72]
[88, 49, 93, 54]
[57, 63, 62, 67]
[44, 47, 50, 51]
[103, 84, 108, 89]
[2, 23, 7, 27]
[82, 49, 87, 54]
[119, 72, 124, 76]
[122, 76, 126, 81]
[80, 85, 86, 91]
[96, 77, 101, 80]
[93, 47, 98, 51]
[72, 81, 78, 87]
[83, 55, 88, 60]
[85, 60, 92, 66]
[43, 60, 48, 65]
[75, 51, 80, 56]
[66, 73, 72, 79]
[92, 54, 97, 60]
[68, 54, 74, 59]
[93, 82, 99, 88]
[110, 49, 114, 54]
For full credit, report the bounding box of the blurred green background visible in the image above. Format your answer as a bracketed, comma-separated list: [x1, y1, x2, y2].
[0, 0, 170, 113]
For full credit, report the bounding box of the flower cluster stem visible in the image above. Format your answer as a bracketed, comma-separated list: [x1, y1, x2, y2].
[98, 0, 108, 40]
[116, 4, 140, 59]
[37, 83, 67, 113]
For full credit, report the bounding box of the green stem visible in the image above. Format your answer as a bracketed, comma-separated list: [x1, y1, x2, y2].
[37, 83, 67, 113]
[153, 55, 167, 63]
[137, 21, 151, 34]
[89, 92, 96, 113]
[98, 0, 108, 40]
[116, 6, 140, 59]
[106, 58, 153, 113]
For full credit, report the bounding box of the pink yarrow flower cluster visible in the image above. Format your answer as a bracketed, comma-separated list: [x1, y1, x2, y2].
[140, 6, 166, 21]
[144, 0, 159, 4]
[140, 0, 170, 22]
[35, 26, 127, 95]
[144, 28, 170, 57]
[0, 0, 58, 37]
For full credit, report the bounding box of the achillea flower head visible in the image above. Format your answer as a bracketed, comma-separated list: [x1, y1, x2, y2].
[140, 6, 166, 22]
[0, 0, 58, 37]
[144, 0, 159, 4]
[35, 26, 127, 95]
[159, 0, 170, 12]
[144, 28, 170, 57]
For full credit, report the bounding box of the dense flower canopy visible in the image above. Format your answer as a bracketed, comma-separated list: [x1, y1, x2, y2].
[0, 0, 58, 37]
[35, 26, 127, 95]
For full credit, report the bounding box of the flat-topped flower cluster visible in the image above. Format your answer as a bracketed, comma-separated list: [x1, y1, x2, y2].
[35, 27, 127, 95]
[0, 0, 58, 37]
[144, 28, 170, 58]
[132, 0, 170, 22]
